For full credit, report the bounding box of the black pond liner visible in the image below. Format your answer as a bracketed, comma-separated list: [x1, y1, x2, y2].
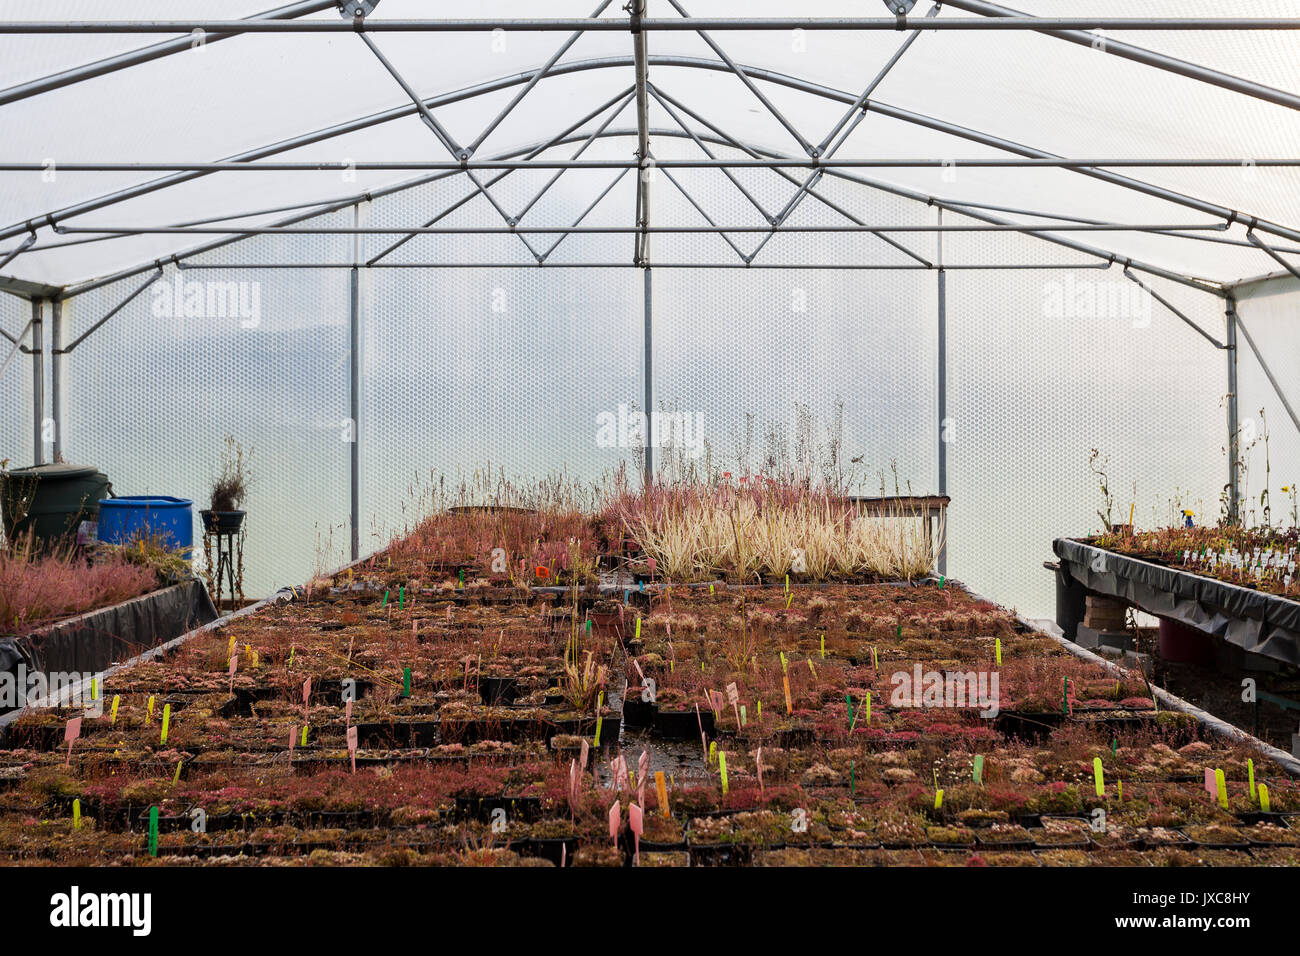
[1055, 537, 1300, 668]
[0, 580, 218, 724]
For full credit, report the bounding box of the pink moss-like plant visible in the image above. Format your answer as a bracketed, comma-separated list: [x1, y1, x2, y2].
[0, 546, 157, 633]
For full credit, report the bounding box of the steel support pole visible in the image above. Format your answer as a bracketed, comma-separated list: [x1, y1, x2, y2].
[1226, 298, 1240, 524]
[936, 211, 947, 577]
[50, 299, 62, 460]
[936, 272, 947, 575]
[643, 267, 653, 488]
[1235, 311, 1300, 438]
[0, 1, 338, 108]
[942, 0, 1300, 115]
[349, 205, 362, 562]
[30, 299, 44, 465]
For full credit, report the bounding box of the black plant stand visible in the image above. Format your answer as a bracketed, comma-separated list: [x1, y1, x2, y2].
[200, 510, 246, 611]
[209, 530, 240, 609]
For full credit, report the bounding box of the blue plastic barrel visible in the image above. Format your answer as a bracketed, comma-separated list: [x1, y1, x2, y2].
[97, 496, 194, 555]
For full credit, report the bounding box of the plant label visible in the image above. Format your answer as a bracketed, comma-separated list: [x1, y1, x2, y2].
[608, 801, 620, 843]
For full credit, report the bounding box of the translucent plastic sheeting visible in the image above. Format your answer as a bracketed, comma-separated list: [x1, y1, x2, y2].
[945, 213, 1231, 617]
[357, 270, 643, 556]
[0, 293, 32, 479]
[56, 216, 352, 598]
[650, 267, 937, 491]
[1, 0, 1299, 285]
[1234, 276, 1300, 528]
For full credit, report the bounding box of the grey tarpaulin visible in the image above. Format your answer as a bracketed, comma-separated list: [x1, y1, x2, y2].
[1054, 538, 1300, 668]
[0, 580, 217, 713]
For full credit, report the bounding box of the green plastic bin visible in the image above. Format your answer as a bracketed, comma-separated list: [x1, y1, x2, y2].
[0, 463, 111, 550]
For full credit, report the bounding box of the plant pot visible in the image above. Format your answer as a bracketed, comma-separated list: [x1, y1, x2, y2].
[479, 676, 520, 706]
[621, 695, 658, 730]
[200, 509, 245, 534]
[654, 708, 715, 740]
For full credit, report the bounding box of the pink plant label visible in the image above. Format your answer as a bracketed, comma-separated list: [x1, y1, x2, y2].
[1204, 767, 1216, 796]
[757, 746, 764, 791]
[345, 698, 353, 724]
[228, 656, 237, 677]
[580, 739, 589, 773]
[347, 726, 358, 753]
[65, 717, 81, 743]
[608, 801, 620, 842]
[289, 727, 296, 757]
[630, 803, 643, 862]
[302, 678, 312, 705]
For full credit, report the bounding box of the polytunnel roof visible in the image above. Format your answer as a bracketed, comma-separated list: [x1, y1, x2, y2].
[1, 0, 1300, 296]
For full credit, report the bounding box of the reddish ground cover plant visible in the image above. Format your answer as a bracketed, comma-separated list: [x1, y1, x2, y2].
[1, 497, 1296, 867]
[0, 543, 159, 634]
